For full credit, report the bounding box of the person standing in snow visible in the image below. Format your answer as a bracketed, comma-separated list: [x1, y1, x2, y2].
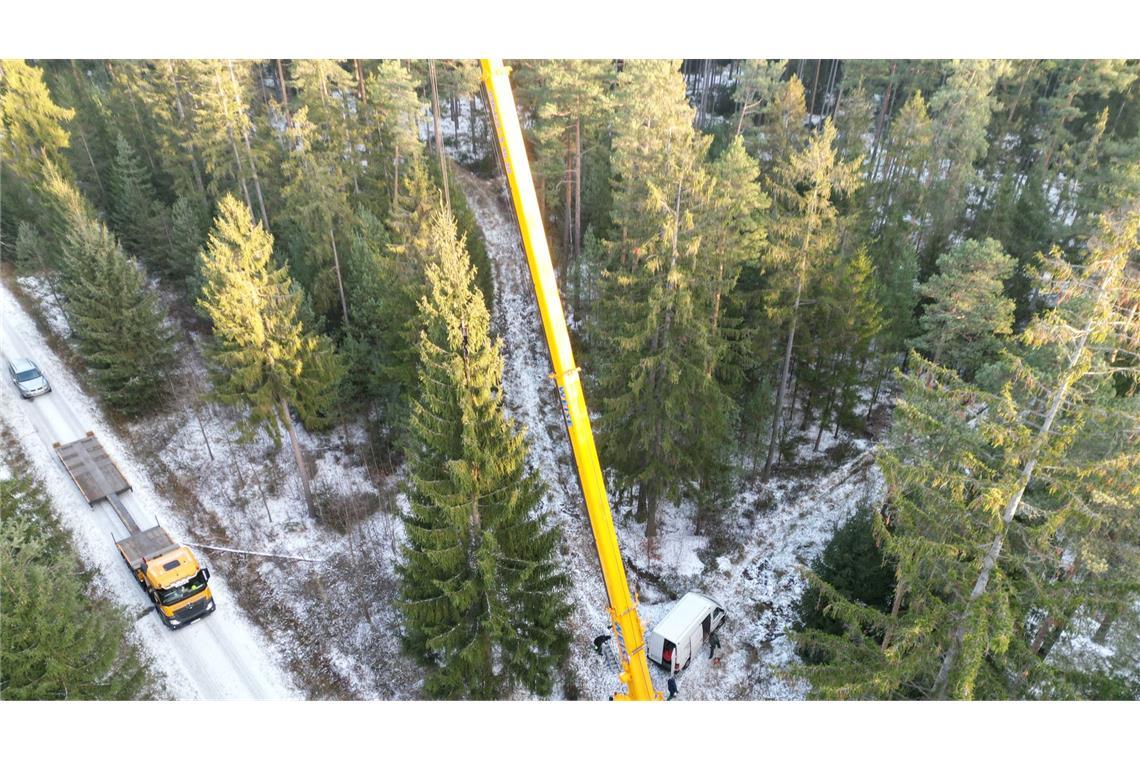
[709, 631, 721, 659]
[593, 633, 611, 655]
[667, 676, 678, 700]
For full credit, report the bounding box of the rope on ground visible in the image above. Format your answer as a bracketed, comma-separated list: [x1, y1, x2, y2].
[184, 542, 324, 563]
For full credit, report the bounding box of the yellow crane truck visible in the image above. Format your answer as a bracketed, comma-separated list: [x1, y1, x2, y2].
[55, 432, 216, 629]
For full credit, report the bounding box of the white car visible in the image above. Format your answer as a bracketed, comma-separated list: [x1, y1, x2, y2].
[8, 357, 52, 399]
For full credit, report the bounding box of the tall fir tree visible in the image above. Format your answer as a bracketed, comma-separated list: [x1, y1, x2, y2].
[0, 59, 75, 238]
[197, 195, 342, 518]
[399, 208, 570, 699]
[794, 206, 1140, 700]
[41, 165, 175, 417]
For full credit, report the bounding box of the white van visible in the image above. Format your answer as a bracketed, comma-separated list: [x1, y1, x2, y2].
[646, 591, 727, 672]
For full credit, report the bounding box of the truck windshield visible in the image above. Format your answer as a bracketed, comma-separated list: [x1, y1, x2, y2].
[157, 571, 208, 607]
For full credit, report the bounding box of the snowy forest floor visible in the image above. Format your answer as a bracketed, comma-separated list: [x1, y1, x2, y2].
[456, 167, 888, 699]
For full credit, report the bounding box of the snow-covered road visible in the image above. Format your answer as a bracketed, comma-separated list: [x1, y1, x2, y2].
[0, 280, 298, 699]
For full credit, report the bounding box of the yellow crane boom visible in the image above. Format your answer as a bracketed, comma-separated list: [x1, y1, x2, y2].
[480, 59, 659, 701]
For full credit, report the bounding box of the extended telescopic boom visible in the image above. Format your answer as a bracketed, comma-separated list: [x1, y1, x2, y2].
[480, 58, 659, 701]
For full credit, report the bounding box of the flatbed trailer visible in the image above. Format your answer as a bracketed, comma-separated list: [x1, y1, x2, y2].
[55, 432, 216, 629]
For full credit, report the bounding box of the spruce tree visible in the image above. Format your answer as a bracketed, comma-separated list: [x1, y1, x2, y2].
[1, 472, 150, 700]
[197, 195, 342, 518]
[399, 207, 570, 699]
[42, 165, 175, 417]
[761, 119, 861, 479]
[1, 59, 75, 239]
[598, 59, 721, 537]
[794, 206, 1140, 700]
[108, 132, 171, 273]
[364, 60, 423, 209]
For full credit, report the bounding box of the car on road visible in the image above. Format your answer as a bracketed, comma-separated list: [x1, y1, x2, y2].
[7, 357, 52, 399]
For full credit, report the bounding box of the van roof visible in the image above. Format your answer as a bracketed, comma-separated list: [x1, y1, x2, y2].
[650, 591, 723, 643]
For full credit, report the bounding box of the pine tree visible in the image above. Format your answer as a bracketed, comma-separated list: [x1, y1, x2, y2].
[915, 238, 1016, 380]
[364, 60, 423, 209]
[399, 207, 570, 699]
[732, 59, 788, 142]
[514, 59, 613, 267]
[197, 195, 342, 518]
[1, 468, 150, 700]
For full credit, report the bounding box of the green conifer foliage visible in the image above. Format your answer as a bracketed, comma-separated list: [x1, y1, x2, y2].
[108, 133, 171, 272]
[1, 60, 75, 238]
[197, 195, 342, 516]
[795, 206, 1140, 700]
[915, 238, 1016, 380]
[1, 461, 150, 700]
[598, 59, 722, 536]
[761, 119, 861, 478]
[41, 165, 175, 417]
[399, 208, 570, 699]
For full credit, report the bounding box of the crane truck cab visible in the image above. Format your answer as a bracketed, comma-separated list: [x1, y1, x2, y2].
[646, 592, 727, 672]
[119, 526, 215, 629]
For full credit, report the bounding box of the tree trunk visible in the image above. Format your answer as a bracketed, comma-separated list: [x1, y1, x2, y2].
[168, 62, 208, 199]
[563, 146, 573, 265]
[763, 260, 806, 480]
[354, 59, 366, 101]
[869, 63, 897, 177]
[393, 142, 401, 205]
[881, 580, 907, 651]
[575, 119, 583, 258]
[809, 59, 822, 116]
[330, 228, 349, 326]
[280, 396, 318, 519]
[229, 61, 270, 233]
[276, 59, 293, 130]
[1092, 609, 1117, 644]
[428, 61, 450, 213]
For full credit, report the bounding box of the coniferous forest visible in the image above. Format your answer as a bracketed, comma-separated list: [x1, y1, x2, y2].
[1, 58, 1138, 704]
